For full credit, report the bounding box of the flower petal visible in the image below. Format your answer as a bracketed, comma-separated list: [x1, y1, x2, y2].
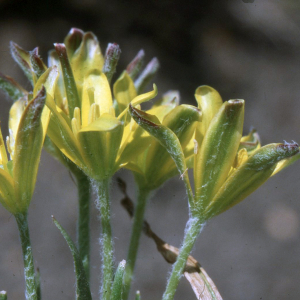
[13, 87, 46, 212]
[113, 71, 137, 116]
[194, 100, 244, 212]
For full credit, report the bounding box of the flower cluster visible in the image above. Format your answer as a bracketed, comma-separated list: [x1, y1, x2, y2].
[0, 28, 299, 300]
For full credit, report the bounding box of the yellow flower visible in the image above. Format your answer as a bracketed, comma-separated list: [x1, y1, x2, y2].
[0, 88, 47, 215]
[43, 29, 158, 181]
[127, 91, 201, 190]
[129, 85, 300, 220]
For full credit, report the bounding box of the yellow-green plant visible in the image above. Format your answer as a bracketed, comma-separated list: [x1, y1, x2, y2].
[0, 28, 299, 300]
[129, 85, 300, 300]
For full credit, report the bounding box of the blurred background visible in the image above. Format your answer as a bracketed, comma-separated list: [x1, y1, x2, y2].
[0, 0, 300, 299]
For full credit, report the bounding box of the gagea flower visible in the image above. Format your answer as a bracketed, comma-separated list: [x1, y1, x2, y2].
[130, 85, 300, 220]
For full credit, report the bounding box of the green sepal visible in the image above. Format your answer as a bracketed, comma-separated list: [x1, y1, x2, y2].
[52, 217, 92, 300]
[103, 43, 121, 83]
[0, 291, 7, 300]
[55, 43, 80, 119]
[126, 49, 145, 80]
[134, 58, 160, 94]
[10, 42, 33, 85]
[30, 48, 47, 81]
[110, 260, 126, 300]
[0, 72, 27, 101]
[272, 149, 300, 176]
[113, 71, 137, 117]
[129, 104, 194, 207]
[194, 100, 244, 214]
[13, 87, 46, 213]
[204, 143, 299, 219]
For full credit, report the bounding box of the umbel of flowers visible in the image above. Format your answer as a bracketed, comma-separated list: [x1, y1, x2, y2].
[0, 27, 299, 300]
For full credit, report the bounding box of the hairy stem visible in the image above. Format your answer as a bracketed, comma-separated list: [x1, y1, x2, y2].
[75, 171, 91, 281]
[162, 217, 204, 300]
[15, 213, 37, 300]
[123, 186, 150, 300]
[95, 178, 114, 300]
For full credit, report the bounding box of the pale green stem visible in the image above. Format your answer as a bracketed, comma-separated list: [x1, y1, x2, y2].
[123, 187, 150, 300]
[162, 217, 204, 300]
[75, 171, 91, 281]
[15, 213, 37, 300]
[95, 178, 114, 300]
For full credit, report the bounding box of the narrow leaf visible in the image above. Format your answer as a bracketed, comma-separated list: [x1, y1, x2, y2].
[110, 260, 126, 300]
[52, 217, 92, 300]
[0, 72, 27, 101]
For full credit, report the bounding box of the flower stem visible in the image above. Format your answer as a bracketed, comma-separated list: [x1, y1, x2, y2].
[162, 217, 204, 300]
[95, 178, 114, 300]
[122, 186, 150, 300]
[15, 213, 37, 300]
[75, 170, 91, 281]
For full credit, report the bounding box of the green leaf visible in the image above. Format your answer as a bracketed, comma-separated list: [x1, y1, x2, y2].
[194, 100, 244, 215]
[13, 87, 46, 212]
[52, 217, 92, 300]
[129, 104, 194, 207]
[55, 43, 80, 119]
[0, 72, 27, 101]
[110, 260, 126, 300]
[204, 143, 299, 219]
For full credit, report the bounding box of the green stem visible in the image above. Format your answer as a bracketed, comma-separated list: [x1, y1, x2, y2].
[95, 178, 114, 300]
[162, 217, 204, 300]
[123, 186, 150, 300]
[75, 171, 91, 281]
[15, 213, 37, 300]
